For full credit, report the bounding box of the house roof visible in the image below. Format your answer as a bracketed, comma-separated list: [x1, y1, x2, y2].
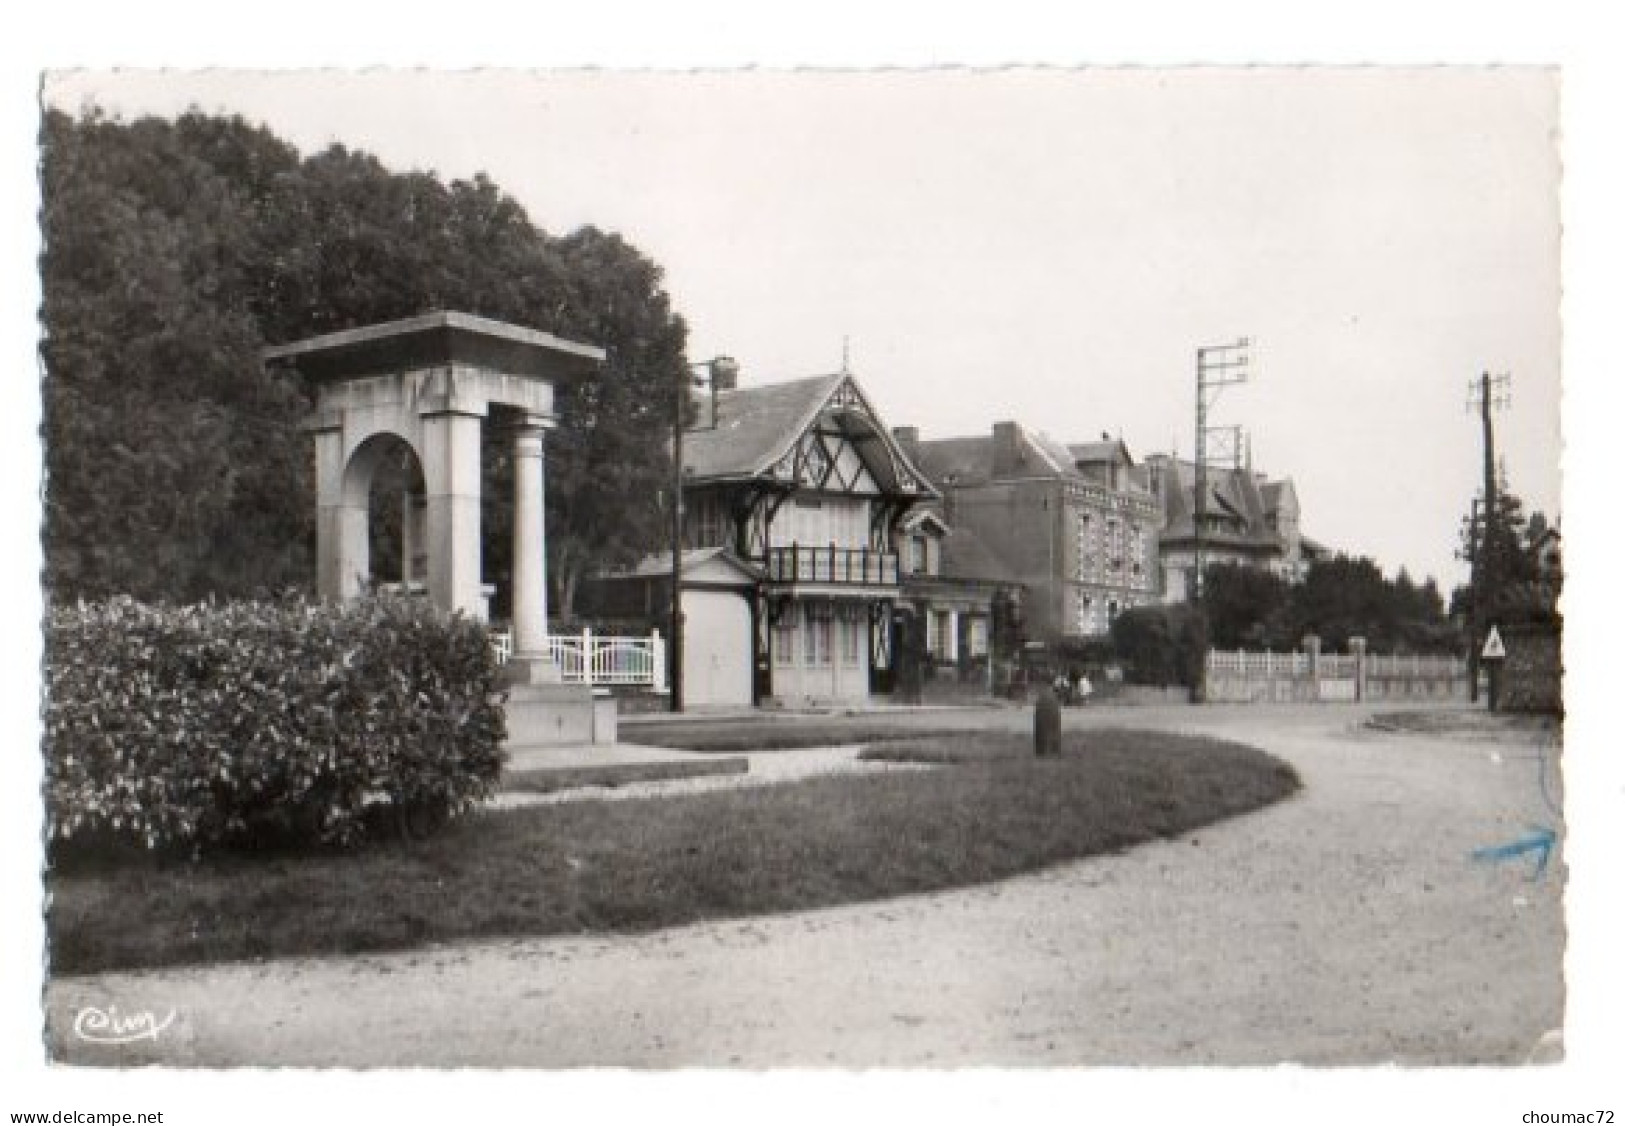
[1151, 456, 1281, 551]
[940, 523, 1020, 584]
[912, 424, 1074, 486]
[1299, 535, 1331, 560]
[1024, 430, 1078, 476]
[915, 425, 1150, 492]
[682, 372, 936, 498]
[684, 374, 844, 481]
[910, 436, 994, 487]
[604, 547, 764, 585]
[901, 507, 952, 537]
[1259, 478, 1301, 521]
[1068, 438, 1134, 466]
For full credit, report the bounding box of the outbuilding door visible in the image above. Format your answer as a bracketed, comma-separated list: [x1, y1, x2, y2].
[681, 589, 754, 708]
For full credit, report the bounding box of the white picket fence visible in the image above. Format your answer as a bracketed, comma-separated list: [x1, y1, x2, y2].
[1206, 651, 1311, 677]
[1205, 646, 1466, 704]
[489, 627, 666, 690]
[1364, 654, 1466, 679]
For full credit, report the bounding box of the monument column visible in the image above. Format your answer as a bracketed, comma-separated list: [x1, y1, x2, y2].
[306, 409, 363, 603]
[419, 405, 485, 619]
[509, 415, 561, 683]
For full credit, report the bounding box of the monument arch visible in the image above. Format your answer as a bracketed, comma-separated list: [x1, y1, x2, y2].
[264, 310, 603, 688]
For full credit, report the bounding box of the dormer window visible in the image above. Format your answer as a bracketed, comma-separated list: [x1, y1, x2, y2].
[910, 535, 929, 575]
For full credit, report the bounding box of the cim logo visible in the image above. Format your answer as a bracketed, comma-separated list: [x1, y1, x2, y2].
[71, 1005, 176, 1045]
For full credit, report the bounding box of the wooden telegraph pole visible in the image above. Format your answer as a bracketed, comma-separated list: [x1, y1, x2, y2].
[1466, 371, 1510, 704]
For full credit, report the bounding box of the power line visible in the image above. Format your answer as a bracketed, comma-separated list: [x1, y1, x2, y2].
[1193, 337, 1252, 604]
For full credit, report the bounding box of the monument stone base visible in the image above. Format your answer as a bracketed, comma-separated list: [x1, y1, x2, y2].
[504, 681, 617, 748]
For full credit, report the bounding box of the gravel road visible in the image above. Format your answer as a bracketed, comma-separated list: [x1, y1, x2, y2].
[45, 703, 1564, 1067]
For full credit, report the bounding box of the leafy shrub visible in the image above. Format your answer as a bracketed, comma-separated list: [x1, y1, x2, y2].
[43, 594, 506, 854]
[1109, 603, 1208, 687]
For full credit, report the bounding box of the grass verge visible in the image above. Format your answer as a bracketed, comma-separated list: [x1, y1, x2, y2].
[48, 729, 1299, 974]
[504, 756, 750, 794]
[622, 721, 986, 752]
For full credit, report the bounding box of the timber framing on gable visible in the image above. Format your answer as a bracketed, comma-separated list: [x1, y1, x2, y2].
[734, 485, 792, 559]
[761, 376, 935, 502]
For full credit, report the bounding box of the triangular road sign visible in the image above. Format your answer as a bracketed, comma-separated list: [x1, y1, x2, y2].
[1482, 625, 1507, 660]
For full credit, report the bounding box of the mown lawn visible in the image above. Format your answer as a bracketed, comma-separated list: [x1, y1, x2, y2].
[621, 719, 987, 752]
[48, 729, 1300, 974]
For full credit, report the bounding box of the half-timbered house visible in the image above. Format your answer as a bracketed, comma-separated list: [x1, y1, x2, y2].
[588, 372, 936, 708]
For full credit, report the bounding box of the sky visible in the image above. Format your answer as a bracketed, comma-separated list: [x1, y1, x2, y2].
[41, 66, 1562, 591]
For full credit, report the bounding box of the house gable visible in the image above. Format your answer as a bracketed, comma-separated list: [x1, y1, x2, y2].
[761, 375, 935, 500]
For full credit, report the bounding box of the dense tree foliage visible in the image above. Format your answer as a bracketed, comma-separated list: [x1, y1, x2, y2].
[41, 108, 688, 612]
[1109, 603, 1208, 687]
[1452, 490, 1554, 620]
[1200, 563, 1292, 650]
[1200, 557, 1457, 655]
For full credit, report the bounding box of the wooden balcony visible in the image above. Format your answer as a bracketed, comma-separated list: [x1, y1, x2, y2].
[766, 545, 899, 587]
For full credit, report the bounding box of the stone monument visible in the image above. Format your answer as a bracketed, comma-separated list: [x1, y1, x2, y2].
[265, 310, 612, 744]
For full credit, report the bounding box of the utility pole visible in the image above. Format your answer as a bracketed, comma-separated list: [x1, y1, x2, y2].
[670, 369, 689, 713]
[1466, 371, 1511, 704]
[671, 355, 739, 713]
[1193, 338, 1252, 603]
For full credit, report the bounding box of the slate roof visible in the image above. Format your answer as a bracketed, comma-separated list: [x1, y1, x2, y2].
[914, 425, 1151, 491]
[1299, 535, 1330, 560]
[1260, 479, 1301, 521]
[683, 374, 844, 481]
[682, 372, 936, 500]
[940, 523, 1021, 584]
[1024, 430, 1078, 476]
[909, 436, 995, 487]
[1068, 439, 1135, 466]
[606, 547, 765, 582]
[1152, 456, 1285, 552]
[903, 500, 1020, 584]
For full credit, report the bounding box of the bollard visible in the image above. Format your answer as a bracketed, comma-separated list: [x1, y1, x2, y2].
[1034, 684, 1061, 757]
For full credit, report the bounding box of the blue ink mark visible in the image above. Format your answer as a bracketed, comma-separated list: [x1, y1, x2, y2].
[1472, 825, 1557, 878]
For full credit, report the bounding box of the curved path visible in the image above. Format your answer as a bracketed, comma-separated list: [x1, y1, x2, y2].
[46, 704, 1564, 1066]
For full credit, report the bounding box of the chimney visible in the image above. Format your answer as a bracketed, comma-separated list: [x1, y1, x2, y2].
[992, 421, 1024, 479]
[686, 377, 708, 429]
[694, 356, 740, 430]
[892, 426, 920, 459]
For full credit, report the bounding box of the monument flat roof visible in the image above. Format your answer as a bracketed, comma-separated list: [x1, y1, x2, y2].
[262, 310, 605, 382]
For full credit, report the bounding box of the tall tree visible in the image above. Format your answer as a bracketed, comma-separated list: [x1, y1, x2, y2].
[41, 109, 689, 613]
[543, 226, 689, 621]
[1201, 562, 1291, 649]
[1454, 486, 1545, 652]
[41, 109, 312, 601]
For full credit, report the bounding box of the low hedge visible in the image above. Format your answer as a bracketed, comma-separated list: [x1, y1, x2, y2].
[43, 594, 506, 854]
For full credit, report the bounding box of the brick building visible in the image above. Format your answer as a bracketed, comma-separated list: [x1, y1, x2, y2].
[895, 422, 1160, 642]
